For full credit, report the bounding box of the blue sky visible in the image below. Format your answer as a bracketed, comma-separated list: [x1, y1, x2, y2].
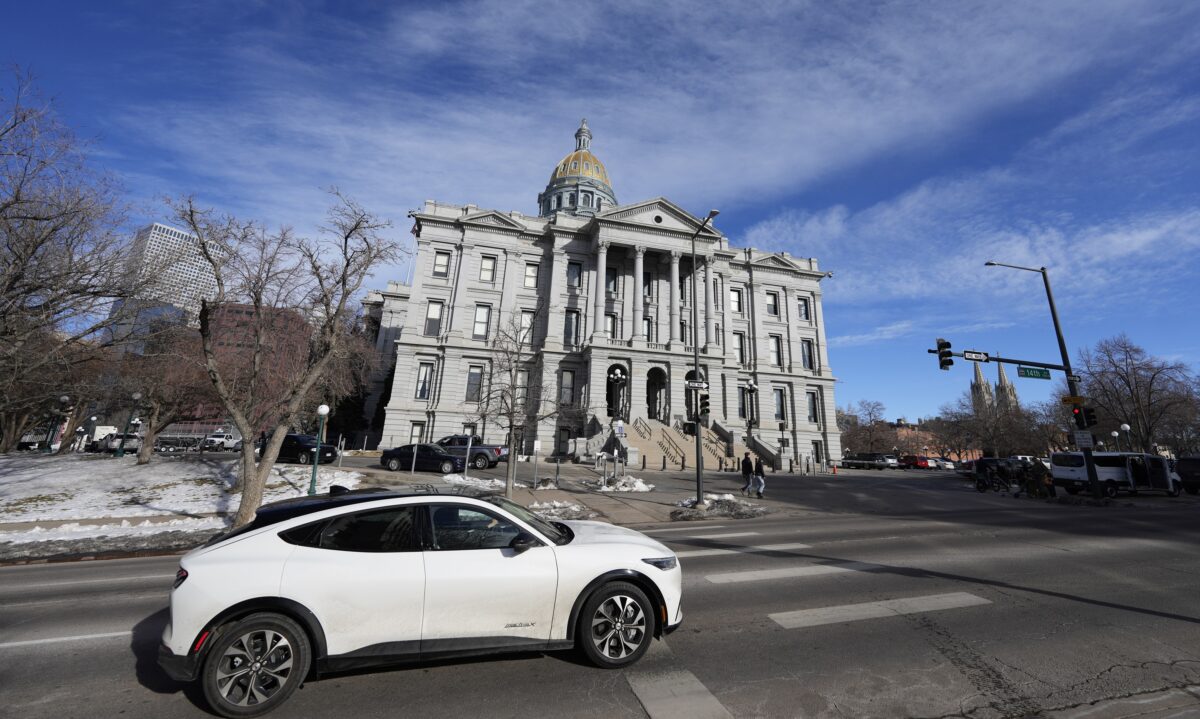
[7, 1, 1200, 421]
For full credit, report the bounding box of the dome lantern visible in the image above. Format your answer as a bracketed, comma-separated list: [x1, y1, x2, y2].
[538, 119, 617, 218]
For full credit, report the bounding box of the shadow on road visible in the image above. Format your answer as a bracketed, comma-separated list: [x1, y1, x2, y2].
[131, 607, 207, 710]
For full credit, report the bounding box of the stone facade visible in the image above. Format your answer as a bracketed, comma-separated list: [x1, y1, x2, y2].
[369, 123, 840, 466]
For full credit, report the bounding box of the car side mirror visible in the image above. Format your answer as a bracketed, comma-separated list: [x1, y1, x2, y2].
[510, 532, 541, 554]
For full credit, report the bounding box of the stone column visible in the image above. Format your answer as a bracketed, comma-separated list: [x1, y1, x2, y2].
[543, 248, 567, 352]
[632, 247, 645, 340]
[703, 256, 714, 350]
[446, 242, 472, 340]
[718, 269, 731, 363]
[500, 248, 523, 327]
[594, 241, 609, 338]
[669, 251, 681, 344]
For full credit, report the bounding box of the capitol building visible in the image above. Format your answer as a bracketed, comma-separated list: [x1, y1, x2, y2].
[365, 121, 841, 470]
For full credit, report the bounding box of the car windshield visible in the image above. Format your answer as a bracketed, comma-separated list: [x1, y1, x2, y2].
[482, 495, 571, 545]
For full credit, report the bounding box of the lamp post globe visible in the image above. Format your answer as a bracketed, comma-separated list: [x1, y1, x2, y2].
[308, 405, 332, 496]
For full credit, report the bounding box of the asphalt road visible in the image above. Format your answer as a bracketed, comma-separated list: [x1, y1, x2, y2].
[3, 469, 1200, 718]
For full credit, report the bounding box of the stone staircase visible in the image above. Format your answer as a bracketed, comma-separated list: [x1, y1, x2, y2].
[623, 418, 757, 472]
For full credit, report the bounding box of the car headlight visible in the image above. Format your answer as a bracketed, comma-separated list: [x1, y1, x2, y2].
[642, 556, 677, 571]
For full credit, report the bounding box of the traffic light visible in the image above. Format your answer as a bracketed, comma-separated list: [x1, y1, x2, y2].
[1082, 406, 1098, 428]
[936, 338, 953, 370]
[699, 393, 710, 416]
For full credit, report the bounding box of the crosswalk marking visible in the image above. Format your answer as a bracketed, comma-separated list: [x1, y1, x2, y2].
[647, 525, 728, 534]
[625, 640, 733, 719]
[706, 562, 878, 584]
[769, 592, 991, 629]
[688, 531, 759, 540]
[675, 542, 810, 559]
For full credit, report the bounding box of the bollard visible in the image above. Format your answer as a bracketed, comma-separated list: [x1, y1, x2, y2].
[789, 459, 793, 474]
[641, 455, 646, 470]
[681, 456, 686, 471]
[662, 456, 666, 471]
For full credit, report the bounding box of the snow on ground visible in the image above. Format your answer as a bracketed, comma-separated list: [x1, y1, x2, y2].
[671, 493, 767, 520]
[441, 474, 528, 491]
[529, 500, 599, 521]
[595, 475, 655, 492]
[0, 453, 361, 550]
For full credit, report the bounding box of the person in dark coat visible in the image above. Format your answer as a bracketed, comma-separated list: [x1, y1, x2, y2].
[740, 453, 753, 496]
[752, 457, 767, 499]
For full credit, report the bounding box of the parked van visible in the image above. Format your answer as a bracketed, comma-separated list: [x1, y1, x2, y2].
[1050, 452, 1182, 498]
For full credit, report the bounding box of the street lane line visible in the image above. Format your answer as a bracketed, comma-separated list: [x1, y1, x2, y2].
[675, 542, 810, 559]
[647, 525, 727, 534]
[706, 562, 879, 584]
[4, 574, 173, 591]
[626, 640, 733, 719]
[0, 631, 133, 650]
[686, 532, 759, 540]
[770, 592, 991, 629]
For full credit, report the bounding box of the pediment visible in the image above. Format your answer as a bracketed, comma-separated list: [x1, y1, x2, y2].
[598, 197, 721, 238]
[752, 254, 805, 272]
[460, 211, 526, 230]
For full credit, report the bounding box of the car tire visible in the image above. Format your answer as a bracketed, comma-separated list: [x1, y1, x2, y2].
[297, 453, 310, 466]
[472, 454, 490, 470]
[385, 457, 401, 472]
[578, 581, 655, 669]
[439, 460, 455, 474]
[1103, 482, 1119, 499]
[201, 612, 310, 719]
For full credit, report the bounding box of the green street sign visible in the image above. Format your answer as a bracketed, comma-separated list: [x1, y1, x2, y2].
[1017, 366, 1052, 380]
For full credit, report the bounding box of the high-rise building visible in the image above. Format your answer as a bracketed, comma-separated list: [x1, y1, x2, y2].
[123, 222, 220, 322]
[366, 121, 840, 467]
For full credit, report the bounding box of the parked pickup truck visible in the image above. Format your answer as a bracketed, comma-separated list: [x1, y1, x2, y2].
[201, 432, 243, 451]
[435, 435, 509, 470]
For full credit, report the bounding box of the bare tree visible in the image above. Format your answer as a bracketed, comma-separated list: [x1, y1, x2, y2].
[1078, 334, 1195, 453]
[838, 400, 888, 453]
[0, 70, 138, 441]
[175, 193, 401, 527]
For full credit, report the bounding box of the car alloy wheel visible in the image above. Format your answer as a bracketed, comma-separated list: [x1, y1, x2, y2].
[1104, 482, 1118, 498]
[202, 613, 310, 718]
[439, 460, 454, 474]
[297, 453, 310, 465]
[473, 454, 490, 470]
[580, 582, 653, 668]
[386, 457, 401, 472]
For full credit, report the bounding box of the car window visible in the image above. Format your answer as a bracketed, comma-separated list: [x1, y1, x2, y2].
[430, 505, 520, 551]
[1052, 454, 1085, 467]
[309, 507, 420, 552]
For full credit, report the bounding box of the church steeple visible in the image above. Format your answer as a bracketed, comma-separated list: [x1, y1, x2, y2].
[971, 361, 994, 413]
[995, 363, 1019, 410]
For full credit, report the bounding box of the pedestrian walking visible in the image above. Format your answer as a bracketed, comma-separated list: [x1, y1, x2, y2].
[752, 457, 767, 499]
[740, 452, 753, 496]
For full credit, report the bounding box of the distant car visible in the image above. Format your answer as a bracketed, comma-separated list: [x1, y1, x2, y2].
[434, 434, 509, 469]
[882, 455, 900, 469]
[105, 433, 143, 452]
[840, 452, 888, 470]
[274, 434, 338, 465]
[899, 455, 932, 469]
[933, 457, 956, 470]
[381, 444, 466, 474]
[202, 433, 243, 451]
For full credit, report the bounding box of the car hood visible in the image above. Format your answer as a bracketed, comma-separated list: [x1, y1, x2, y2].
[560, 520, 672, 554]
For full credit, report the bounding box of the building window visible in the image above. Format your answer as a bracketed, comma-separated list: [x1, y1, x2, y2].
[596, 199, 602, 211]
[643, 316, 654, 342]
[409, 422, 425, 444]
[606, 267, 618, 293]
[734, 332, 746, 365]
[524, 263, 539, 289]
[769, 335, 783, 366]
[567, 261, 582, 288]
[516, 369, 529, 405]
[582, 193, 592, 207]
[520, 310, 535, 344]
[766, 291, 779, 316]
[643, 272, 654, 301]
[807, 391, 819, 423]
[432, 251, 450, 278]
[479, 255, 496, 283]
[774, 388, 786, 421]
[424, 300, 444, 336]
[472, 304, 491, 340]
[605, 313, 618, 337]
[554, 195, 562, 210]
[564, 310, 580, 346]
[462, 423, 476, 437]
[568, 192, 575, 206]
[797, 297, 810, 321]
[738, 387, 748, 419]
[560, 370, 575, 405]
[730, 288, 743, 313]
[465, 365, 484, 402]
[415, 362, 433, 400]
[802, 339, 815, 370]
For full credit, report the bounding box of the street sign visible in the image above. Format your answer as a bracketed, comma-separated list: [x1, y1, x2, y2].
[1017, 366, 1052, 380]
[686, 381, 709, 390]
[1061, 395, 1087, 405]
[1074, 430, 1094, 449]
[962, 350, 989, 362]
[1067, 374, 1082, 383]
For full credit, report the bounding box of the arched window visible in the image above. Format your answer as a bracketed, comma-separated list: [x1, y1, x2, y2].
[596, 198, 602, 211]
[582, 194, 592, 207]
[568, 193, 575, 206]
[555, 195, 562, 209]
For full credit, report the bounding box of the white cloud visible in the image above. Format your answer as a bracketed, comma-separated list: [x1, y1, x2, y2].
[830, 320, 915, 348]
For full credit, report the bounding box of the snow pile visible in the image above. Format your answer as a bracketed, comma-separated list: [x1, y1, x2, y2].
[671, 493, 768, 521]
[442, 474, 506, 490]
[529, 500, 598, 521]
[596, 475, 655, 492]
[0, 516, 229, 544]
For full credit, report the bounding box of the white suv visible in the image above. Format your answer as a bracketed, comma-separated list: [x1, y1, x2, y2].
[159, 488, 683, 717]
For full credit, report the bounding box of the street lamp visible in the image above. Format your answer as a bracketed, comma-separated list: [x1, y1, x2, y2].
[689, 209, 719, 510]
[1111, 430, 1121, 452]
[307, 404, 331, 496]
[1120, 423, 1132, 453]
[607, 368, 627, 421]
[985, 261, 1101, 499]
[115, 392, 143, 458]
[43, 395, 71, 453]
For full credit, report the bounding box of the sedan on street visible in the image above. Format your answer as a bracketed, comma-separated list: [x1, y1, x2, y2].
[381, 443, 466, 474]
[158, 488, 683, 717]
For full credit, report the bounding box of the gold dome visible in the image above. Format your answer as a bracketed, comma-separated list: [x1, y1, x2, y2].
[550, 149, 610, 186]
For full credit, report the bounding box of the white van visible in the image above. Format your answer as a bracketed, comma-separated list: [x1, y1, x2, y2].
[1050, 452, 1182, 498]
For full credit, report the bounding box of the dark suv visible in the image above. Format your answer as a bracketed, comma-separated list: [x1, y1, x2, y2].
[1175, 456, 1200, 495]
[274, 434, 339, 465]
